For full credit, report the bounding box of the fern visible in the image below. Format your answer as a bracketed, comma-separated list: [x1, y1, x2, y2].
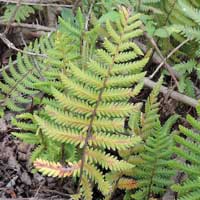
[0, 35, 55, 112]
[33, 8, 149, 199]
[106, 77, 177, 200]
[0, 9, 88, 113]
[170, 105, 200, 200]
[12, 112, 76, 163]
[131, 115, 177, 200]
[2, 4, 39, 23]
[10, 9, 103, 166]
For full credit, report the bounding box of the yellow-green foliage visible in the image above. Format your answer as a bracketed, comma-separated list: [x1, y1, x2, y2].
[33, 7, 149, 199]
[106, 78, 177, 200]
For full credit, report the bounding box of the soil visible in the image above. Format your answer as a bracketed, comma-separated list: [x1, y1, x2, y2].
[0, 114, 75, 199]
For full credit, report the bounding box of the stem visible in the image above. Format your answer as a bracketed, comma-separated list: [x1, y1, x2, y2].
[77, 11, 130, 192]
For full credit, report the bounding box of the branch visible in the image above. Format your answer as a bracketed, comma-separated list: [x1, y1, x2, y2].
[0, 33, 47, 57]
[0, 0, 72, 7]
[4, 0, 22, 34]
[144, 77, 198, 108]
[149, 38, 190, 79]
[0, 22, 56, 32]
[143, 30, 179, 87]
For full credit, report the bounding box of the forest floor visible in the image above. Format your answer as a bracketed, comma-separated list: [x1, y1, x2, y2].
[0, 118, 74, 199]
[0, 1, 199, 200]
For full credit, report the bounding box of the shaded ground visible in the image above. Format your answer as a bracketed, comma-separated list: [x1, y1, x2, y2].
[0, 115, 74, 199]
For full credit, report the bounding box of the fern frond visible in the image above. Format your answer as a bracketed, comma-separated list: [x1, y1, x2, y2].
[171, 105, 200, 199]
[85, 148, 133, 171]
[34, 159, 81, 178]
[34, 7, 148, 198]
[80, 175, 93, 200]
[3, 4, 36, 22]
[132, 116, 177, 199]
[117, 177, 137, 190]
[172, 178, 200, 200]
[0, 36, 54, 112]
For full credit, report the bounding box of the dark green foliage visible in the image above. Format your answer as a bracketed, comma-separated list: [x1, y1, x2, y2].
[106, 78, 178, 200]
[0, 36, 54, 112]
[131, 115, 177, 200]
[170, 105, 200, 200]
[2, 4, 38, 22]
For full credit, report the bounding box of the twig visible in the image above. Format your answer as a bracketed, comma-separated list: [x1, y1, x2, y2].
[144, 77, 198, 108]
[72, 0, 81, 14]
[84, 0, 95, 31]
[0, 21, 56, 32]
[143, 30, 179, 88]
[0, 199, 67, 200]
[0, 33, 47, 57]
[136, 40, 200, 96]
[0, 0, 73, 7]
[77, 0, 96, 191]
[4, 0, 22, 35]
[149, 38, 190, 79]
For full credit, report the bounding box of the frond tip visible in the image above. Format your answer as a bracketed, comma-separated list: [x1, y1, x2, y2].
[34, 159, 81, 178]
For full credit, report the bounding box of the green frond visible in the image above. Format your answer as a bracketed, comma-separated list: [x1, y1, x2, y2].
[31, 145, 46, 162]
[12, 132, 40, 144]
[106, 20, 121, 44]
[178, 0, 200, 25]
[69, 62, 103, 89]
[96, 102, 135, 118]
[45, 105, 124, 133]
[51, 87, 93, 115]
[172, 178, 200, 200]
[0, 36, 54, 112]
[171, 105, 200, 199]
[34, 115, 86, 146]
[89, 133, 141, 150]
[60, 74, 98, 103]
[131, 120, 176, 199]
[3, 4, 36, 22]
[86, 148, 133, 171]
[59, 17, 81, 38]
[118, 42, 144, 55]
[106, 72, 145, 87]
[84, 162, 111, 195]
[80, 175, 93, 200]
[141, 76, 163, 139]
[12, 118, 37, 131]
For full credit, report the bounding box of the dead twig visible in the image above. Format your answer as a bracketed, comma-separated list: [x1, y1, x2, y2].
[149, 38, 190, 79]
[72, 0, 82, 14]
[0, 0, 73, 7]
[0, 33, 47, 57]
[4, 0, 22, 35]
[135, 40, 200, 96]
[143, 30, 179, 88]
[144, 77, 198, 108]
[0, 22, 56, 32]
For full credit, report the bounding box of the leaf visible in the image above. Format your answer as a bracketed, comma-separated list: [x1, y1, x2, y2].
[185, 78, 195, 98]
[178, 76, 186, 93]
[98, 11, 120, 24]
[154, 28, 170, 38]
